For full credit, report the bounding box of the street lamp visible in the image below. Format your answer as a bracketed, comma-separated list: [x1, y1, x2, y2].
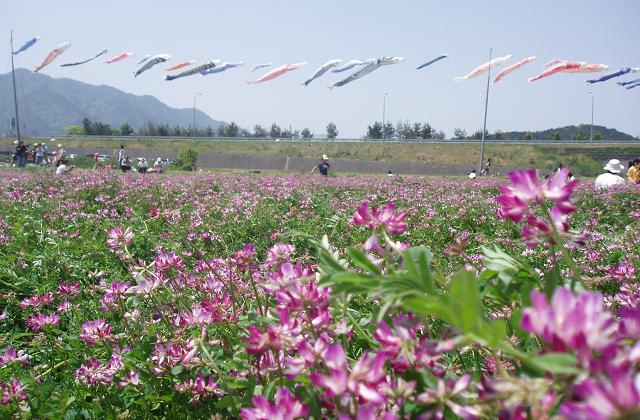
[588, 91, 594, 143]
[193, 92, 202, 142]
[382, 92, 388, 140]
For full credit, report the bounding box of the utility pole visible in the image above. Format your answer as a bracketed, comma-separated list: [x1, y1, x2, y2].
[588, 91, 594, 143]
[193, 92, 202, 142]
[10, 30, 22, 144]
[478, 48, 492, 174]
[382, 92, 388, 139]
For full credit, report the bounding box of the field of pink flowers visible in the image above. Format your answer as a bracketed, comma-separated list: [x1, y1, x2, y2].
[0, 169, 639, 418]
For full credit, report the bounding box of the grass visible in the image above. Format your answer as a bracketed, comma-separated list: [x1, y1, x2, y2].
[3, 137, 639, 175]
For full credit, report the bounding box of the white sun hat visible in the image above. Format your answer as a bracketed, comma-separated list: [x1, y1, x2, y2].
[603, 159, 625, 173]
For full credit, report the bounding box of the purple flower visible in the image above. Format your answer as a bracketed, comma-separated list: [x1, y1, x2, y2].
[79, 319, 113, 345]
[309, 344, 387, 405]
[25, 312, 60, 331]
[74, 353, 124, 387]
[0, 348, 29, 367]
[496, 169, 543, 222]
[416, 374, 480, 419]
[240, 387, 308, 420]
[117, 370, 141, 387]
[175, 372, 223, 402]
[0, 379, 27, 406]
[56, 282, 80, 298]
[352, 202, 407, 234]
[607, 262, 638, 282]
[560, 367, 640, 419]
[106, 226, 134, 250]
[542, 168, 579, 208]
[263, 243, 295, 267]
[521, 288, 618, 363]
[19, 291, 55, 309]
[262, 263, 314, 293]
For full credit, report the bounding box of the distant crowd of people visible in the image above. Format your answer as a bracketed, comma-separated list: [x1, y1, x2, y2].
[9, 141, 166, 175]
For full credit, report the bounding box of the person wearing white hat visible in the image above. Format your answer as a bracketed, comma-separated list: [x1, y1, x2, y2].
[54, 144, 67, 167]
[595, 159, 626, 188]
[311, 154, 330, 176]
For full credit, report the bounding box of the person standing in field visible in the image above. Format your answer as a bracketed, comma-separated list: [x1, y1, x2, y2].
[40, 143, 49, 166]
[311, 154, 331, 176]
[17, 142, 28, 167]
[627, 158, 640, 184]
[595, 159, 626, 188]
[35, 143, 44, 165]
[118, 145, 126, 171]
[481, 158, 492, 176]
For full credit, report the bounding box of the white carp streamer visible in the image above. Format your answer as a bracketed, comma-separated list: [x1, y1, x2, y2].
[247, 63, 307, 85]
[454, 54, 512, 81]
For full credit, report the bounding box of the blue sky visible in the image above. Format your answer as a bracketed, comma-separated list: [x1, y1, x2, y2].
[2, 0, 639, 137]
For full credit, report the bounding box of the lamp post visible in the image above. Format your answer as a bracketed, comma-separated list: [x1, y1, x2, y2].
[193, 92, 202, 142]
[382, 92, 388, 140]
[588, 91, 594, 143]
[10, 30, 21, 144]
[478, 48, 492, 174]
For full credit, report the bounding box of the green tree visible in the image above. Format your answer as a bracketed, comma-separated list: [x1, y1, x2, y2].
[173, 148, 198, 171]
[433, 130, 446, 140]
[571, 129, 587, 140]
[493, 130, 505, 140]
[367, 122, 383, 139]
[64, 125, 84, 136]
[82, 118, 93, 135]
[550, 131, 562, 140]
[522, 132, 533, 140]
[593, 131, 603, 140]
[419, 123, 434, 139]
[119, 123, 134, 136]
[382, 122, 394, 139]
[253, 125, 267, 138]
[453, 128, 467, 139]
[269, 123, 282, 138]
[471, 130, 484, 140]
[326, 122, 338, 140]
[225, 122, 239, 137]
[300, 128, 313, 139]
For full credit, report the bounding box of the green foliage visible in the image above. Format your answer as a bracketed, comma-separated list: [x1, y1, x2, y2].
[454, 128, 467, 139]
[172, 148, 198, 171]
[326, 122, 338, 140]
[64, 125, 84, 136]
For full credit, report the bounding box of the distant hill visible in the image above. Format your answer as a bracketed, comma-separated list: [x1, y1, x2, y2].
[498, 125, 637, 141]
[0, 69, 224, 135]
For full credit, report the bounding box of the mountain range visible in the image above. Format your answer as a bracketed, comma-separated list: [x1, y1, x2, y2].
[0, 69, 224, 135]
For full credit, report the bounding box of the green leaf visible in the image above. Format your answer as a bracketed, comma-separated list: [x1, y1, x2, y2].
[402, 296, 454, 323]
[543, 268, 563, 299]
[449, 271, 482, 332]
[216, 395, 237, 410]
[318, 248, 347, 274]
[403, 246, 434, 293]
[327, 272, 378, 294]
[170, 365, 184, 375]
[347, 247, 382, 275]
[527, 353, 581, 375]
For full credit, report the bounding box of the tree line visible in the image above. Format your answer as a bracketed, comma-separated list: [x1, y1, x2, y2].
[65, 119, 339, 140]
[66, 119, 612, 141]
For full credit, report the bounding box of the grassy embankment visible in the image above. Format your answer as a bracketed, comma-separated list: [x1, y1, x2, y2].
[2, 137, 639, 175]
